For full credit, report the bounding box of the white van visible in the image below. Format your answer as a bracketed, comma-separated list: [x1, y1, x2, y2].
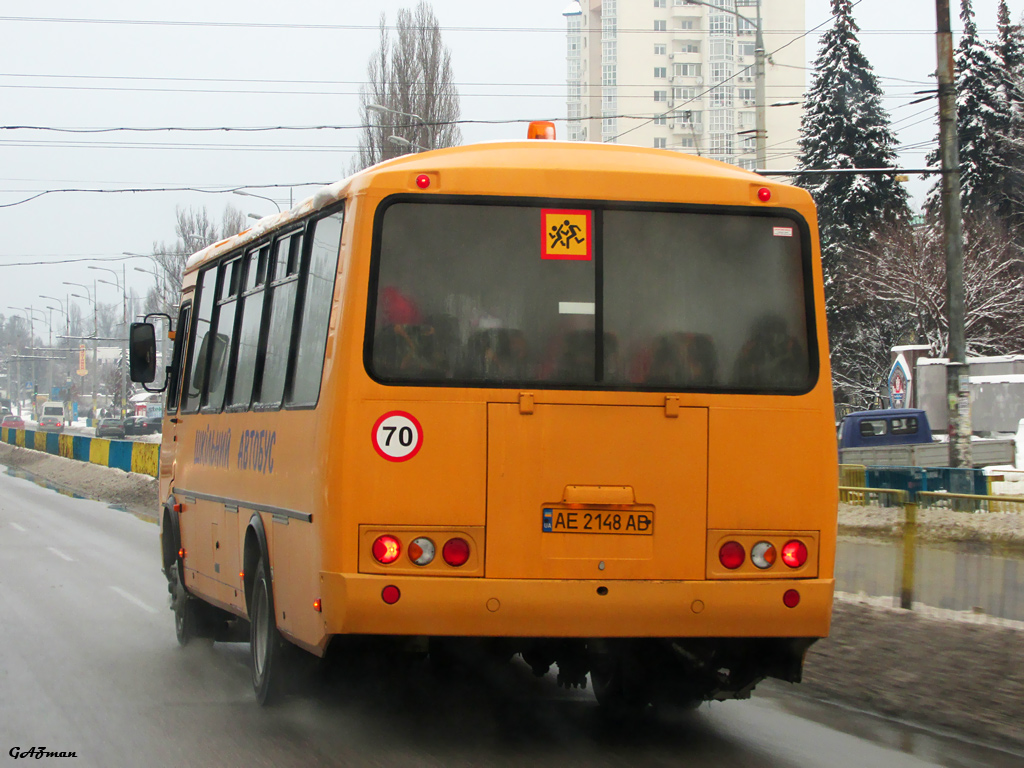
[39, 402, 66, 432]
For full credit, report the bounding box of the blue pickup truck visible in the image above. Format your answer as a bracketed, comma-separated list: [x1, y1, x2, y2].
[838, 408, 1015, 467]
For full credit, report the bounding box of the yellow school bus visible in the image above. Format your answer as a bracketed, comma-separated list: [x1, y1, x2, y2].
[130, 125, 836, 709]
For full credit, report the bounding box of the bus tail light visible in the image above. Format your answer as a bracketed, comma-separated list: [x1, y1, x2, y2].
[718, 541, 745, 570]
[442, 537, 470, 567]
[781, 540, 808, 568]
[372, 535, 401, 565]
[751, 541, 776, 569]
[408, 537, 435, 566]
[381, 585, 401, 605]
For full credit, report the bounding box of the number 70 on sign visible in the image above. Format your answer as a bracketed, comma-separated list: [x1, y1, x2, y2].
[372, 411, 424, 462]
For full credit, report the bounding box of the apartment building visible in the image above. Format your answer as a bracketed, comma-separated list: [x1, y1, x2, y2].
[564, 0, 805, 170]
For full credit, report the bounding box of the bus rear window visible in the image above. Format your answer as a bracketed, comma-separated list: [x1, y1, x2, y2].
[369, 200, 813, 392]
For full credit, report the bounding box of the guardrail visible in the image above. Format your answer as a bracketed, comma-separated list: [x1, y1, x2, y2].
[1, 426, 159, 478]
[838, 473, 1024, 619]
[918, 491, 1024, 515]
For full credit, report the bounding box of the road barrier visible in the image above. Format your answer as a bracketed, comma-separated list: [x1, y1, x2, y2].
[1, 426, 159, 478]
[839, 474, 1024, 620]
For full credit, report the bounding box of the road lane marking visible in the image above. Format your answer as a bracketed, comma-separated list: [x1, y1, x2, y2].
[47, 546, 74, 561]
[10, 522, 26, 532]
[109, 586, 158, 614]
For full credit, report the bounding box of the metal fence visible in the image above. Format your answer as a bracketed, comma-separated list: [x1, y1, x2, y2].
[836, 473, 1024, 621]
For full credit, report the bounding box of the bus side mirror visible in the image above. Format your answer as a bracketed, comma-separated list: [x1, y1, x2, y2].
[129, 323, 157, 383]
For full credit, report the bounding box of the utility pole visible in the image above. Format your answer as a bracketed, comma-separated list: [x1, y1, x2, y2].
[753, 0, 766, 170]
[935, 0, 971, 468]
[687, 0, 766, 168]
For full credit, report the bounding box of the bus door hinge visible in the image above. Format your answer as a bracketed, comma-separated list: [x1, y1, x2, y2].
[519, 392, 535, 415]
[665, 396, 680, 418]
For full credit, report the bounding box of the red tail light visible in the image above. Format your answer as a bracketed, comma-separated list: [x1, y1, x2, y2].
[781, 540, 808, 568]
[372, 535, 401, 565]
[718, 541, 745, 570]
[442, 537, 470, 567]
[381, 585, 401, 605]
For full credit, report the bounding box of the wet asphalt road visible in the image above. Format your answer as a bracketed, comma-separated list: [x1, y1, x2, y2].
[1, 467, 1021, 768]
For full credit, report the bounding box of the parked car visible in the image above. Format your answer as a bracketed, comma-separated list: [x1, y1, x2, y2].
[96, 418, 126, 439]
[2, 414, 25, 430]
[124, 415, 161, 436]
[139, 415, 163, 434]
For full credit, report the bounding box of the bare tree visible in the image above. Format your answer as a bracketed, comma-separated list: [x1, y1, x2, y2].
[849, 215, 1024, 367]
[353, 1, 462, 171]
[146, 204, 247, 317]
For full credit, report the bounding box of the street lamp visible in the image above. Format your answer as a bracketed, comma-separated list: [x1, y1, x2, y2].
[233, 189, 282, 213]
[8, 306, 45, 412]
[684, 0, 767, 169]
[65, 281, 99, 420]
[367, 103, 433, 151]
[387, 134, 428, 153]
[90, 265, 129, 418]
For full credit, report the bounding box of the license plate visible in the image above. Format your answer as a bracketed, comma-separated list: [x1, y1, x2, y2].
[542, 507, 653, 535]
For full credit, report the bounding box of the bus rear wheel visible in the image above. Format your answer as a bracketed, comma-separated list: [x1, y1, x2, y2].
[250, 558, 288, 705]
[589, 641, 651, 719]
[171, 570, 197, 647]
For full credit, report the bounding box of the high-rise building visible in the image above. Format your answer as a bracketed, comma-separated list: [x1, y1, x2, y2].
[563, 0, 804, 170]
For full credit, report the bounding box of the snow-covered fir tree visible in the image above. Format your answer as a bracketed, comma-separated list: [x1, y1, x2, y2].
[794, 0, 910, 406]
[926, 0, 1011, 218]
[995, 0, 1024, 233]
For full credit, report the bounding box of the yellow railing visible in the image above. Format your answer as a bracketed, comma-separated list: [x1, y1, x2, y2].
[838, 463, 866, 489]
[838, 484, 905, 506]
[917, 491, 1024, 514]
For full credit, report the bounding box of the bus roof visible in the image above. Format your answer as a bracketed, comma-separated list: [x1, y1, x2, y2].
[185, 140, 807, 275]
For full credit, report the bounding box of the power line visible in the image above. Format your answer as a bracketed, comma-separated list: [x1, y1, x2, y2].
[0, 183, 330, 210]
[0, 15, 979, 35]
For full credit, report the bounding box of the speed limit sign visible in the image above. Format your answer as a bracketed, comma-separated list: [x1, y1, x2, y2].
[371, 411, 423, 462]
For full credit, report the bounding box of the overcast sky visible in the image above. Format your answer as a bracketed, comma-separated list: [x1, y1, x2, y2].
[1, 0, 1020, 337]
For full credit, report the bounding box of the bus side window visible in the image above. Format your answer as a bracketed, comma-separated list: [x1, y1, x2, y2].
[180, 270, 216, 414]
[287, 209, 343, 407]
[228, 244, 271, 410]
[165, 303, 191, 414]
[204, 258, 242, 412]
[255, 231, 303, 408]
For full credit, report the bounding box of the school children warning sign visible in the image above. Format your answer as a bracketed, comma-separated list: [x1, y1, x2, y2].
[542, 209, 592, 261]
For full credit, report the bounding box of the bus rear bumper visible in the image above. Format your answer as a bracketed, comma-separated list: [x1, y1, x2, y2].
[318, 573, 834, 638]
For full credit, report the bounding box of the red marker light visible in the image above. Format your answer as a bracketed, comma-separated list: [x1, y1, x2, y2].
[781, 540, 808, 568]
[372, 535, 401, 565]
[381, 585, 401, 605]
[416, 174, 431, 189]
[783, 589, 800, 608]
[313, 598, 322, 612]
[718, 541, 745, 570]
[178, 547, 186, 559]
[442, 537, 470, 567]
[757, 187, 771, 202]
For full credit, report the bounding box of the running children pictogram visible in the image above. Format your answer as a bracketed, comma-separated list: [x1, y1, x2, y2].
[541, 209, 592, 260]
